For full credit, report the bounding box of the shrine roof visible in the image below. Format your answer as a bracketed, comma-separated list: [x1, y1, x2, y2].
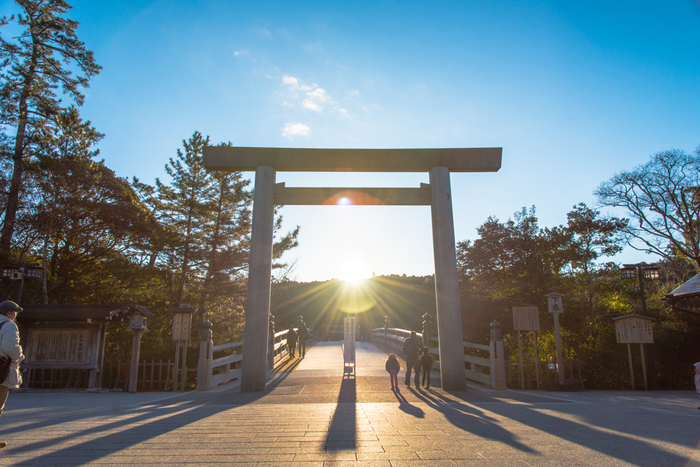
[664, 272, 700, 304]
[17, 304, 153, 321]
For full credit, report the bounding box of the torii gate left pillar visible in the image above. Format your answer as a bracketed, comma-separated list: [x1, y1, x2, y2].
[204, 147, 502, 392]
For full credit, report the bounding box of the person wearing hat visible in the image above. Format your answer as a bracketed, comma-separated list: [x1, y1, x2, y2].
[0, 301, 24, 449]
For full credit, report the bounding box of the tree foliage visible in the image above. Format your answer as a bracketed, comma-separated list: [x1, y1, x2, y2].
[595, 148, 700, 270]
[0, 0, 100, 254]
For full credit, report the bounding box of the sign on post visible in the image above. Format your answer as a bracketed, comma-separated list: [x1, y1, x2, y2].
[512, 307, 541, 390]
[614, 315, 654, 344]
[545, 292, 566, 385]
[343, 316, 356, 375]
[613, 314, 655, 390]
[172, 312, 192, 341]
[547, 295, 564, 314]
[512, 307, 540, 331]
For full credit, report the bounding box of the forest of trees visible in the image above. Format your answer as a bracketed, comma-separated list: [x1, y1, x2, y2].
[1, 1, 698, 389]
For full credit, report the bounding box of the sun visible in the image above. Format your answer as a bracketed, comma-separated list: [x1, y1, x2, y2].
[338, 260, 370, 284]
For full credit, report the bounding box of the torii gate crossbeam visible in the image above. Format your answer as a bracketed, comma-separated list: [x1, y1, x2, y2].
[203, 147, 502, 392]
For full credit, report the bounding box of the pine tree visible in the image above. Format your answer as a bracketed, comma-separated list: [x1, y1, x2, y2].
[0, 0, 100, 256]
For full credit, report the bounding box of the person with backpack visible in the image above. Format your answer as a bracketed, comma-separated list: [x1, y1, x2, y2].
[420, 346, 434, 389]
[385, 354, 400, 390]
[297, 322, 309, 358]
[0, 301, 24, 449]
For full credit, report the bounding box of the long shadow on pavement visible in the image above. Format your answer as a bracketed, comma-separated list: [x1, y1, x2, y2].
[466, 390, 696, 465]
[393, 388, 425, 418]
[409, 387, 537, 454]
[4, 402, 227, 466]
[324, 378, 357, 451]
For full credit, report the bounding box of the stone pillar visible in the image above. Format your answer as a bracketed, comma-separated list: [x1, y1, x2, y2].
[490, 320, 507, 390]
[128, 329, 142, 393]
[197, 321, 213, 391]
[429, 167, 468, 392]
[241, 166, 276, 392]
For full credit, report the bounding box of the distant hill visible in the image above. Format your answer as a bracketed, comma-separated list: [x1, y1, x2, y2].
[270, 275, 437, 338]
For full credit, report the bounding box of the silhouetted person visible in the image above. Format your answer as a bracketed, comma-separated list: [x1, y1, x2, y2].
[287, 325, 297, 358]
[402, 331, 421, 387]
[298, 322, 309, 358]
[386, 354, 400, 390]
[420, 346, 434, 389]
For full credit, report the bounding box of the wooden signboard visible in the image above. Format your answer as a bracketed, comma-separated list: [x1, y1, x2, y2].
[25, 328, 95, 365]
[512, 307, 540, 331]
[172, 312, 192, 341]
[614, 315, 654, 344]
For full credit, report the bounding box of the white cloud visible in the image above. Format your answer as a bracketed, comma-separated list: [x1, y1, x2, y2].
[306, 87, 330, 102]
[282, 75, 331, 111]
[302, 100, 323, 112]
[282, 75, 298, 86]
[338, 108, 349, 118]
[281, 122, 311, 138]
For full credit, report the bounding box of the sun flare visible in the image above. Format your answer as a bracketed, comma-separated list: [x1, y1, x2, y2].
[338, 260, 370, 283]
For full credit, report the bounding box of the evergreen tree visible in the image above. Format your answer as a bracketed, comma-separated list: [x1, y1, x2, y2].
[28, 107, 153, 304]
[156, 131, 211, 305]
[0, 0, 100, 256]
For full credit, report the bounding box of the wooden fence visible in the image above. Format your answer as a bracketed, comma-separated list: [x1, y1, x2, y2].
[197, 326, 297, 391]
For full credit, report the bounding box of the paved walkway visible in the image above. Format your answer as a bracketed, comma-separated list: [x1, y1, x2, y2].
[0, 341, 698, 466]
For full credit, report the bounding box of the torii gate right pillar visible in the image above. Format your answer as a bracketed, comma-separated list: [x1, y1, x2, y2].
[430, 167, 468, 391]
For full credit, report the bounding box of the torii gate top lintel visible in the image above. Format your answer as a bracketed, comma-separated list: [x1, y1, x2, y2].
[203, 146, 502, 172]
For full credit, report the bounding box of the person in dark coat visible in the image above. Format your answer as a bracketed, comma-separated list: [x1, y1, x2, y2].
[287, 325, 298, 358]
[420, 346, 434, 389]
[386, 353, 400, 390]
[402, 331, 422, 387]
[297, 323, 309, 358]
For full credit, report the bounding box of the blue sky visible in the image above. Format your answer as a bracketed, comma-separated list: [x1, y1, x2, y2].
[4, 0, 699, 281]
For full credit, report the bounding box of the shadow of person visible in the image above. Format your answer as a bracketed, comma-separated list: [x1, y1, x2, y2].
[407, 387, 535, 453]
[394, 388, 425, 418]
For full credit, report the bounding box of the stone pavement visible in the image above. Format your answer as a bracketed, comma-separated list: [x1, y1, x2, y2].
[0, 341, 698, 466]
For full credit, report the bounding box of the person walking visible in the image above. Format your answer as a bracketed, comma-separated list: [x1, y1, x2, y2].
[0, 301, 24, 449]
[386, 354, 400, 390]
[420, 346, 434, 389]
[297, 322, 309, 358]
[287, 325, 298, 359]
[402, 331, 422, 387]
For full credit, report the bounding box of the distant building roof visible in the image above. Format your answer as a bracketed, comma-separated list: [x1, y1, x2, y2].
[664, 273, 700, 304]
[17, 304, 153, 322]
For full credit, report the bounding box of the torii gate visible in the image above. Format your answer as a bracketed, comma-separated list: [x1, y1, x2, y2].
[203, 147, 502, 392]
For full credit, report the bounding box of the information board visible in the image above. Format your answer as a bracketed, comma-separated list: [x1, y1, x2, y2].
[614, 316, 654, 344]
[25, 328, 94, 364]
[512, 307, 540, 331]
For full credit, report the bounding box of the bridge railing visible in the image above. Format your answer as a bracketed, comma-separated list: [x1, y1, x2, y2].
[197, 323, 298, 391]
[370, 325, 506, 390]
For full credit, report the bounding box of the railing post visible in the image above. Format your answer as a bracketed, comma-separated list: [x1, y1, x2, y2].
[490, 320, 507, 390]
[197, 321, 213, 391]
[268, 314, 275, 370]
